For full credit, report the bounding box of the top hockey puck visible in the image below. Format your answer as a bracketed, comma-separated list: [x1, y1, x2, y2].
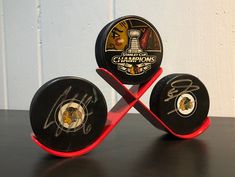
[95, 15, 163, 84]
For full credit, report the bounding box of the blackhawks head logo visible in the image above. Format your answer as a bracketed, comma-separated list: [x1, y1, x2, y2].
[57, 101, 86, 131]
[179, 97, 193, 111]
[62, 107, 83, 126]
[176, 93, 197, 118]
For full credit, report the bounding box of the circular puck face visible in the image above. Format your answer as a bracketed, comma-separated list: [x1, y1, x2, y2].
[96, 15, 163, 84]
[150, 74, 209, 134]
[30, 77, 107, 152]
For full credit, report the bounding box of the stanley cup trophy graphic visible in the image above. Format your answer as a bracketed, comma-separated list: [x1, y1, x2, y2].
[111, 29, 157, 76]
[126, 29, 144, 54]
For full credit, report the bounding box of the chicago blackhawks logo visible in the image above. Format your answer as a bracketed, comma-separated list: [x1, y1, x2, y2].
[179, 97, 193, 111]
[176, 93, 197, 117]
[43, 86, 95, 137]
[58, 102, 85, 130]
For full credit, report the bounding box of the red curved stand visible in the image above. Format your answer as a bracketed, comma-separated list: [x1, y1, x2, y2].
[31, 67, 210, 157]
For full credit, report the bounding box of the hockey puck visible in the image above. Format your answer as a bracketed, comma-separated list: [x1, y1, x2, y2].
[95, 15, 163, 84]
[150, 74, 209, 134]
[30, 77, 107, 152]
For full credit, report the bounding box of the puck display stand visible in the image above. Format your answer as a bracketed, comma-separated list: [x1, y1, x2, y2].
[31, 67, 210, 158]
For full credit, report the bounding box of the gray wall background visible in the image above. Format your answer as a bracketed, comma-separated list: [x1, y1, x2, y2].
[0, 0, 234, 117]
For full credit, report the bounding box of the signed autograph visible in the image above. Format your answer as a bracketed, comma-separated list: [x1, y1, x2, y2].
[164, 78, 200, 102]
[43, 86, 96, 137]
[164, 77, 200, 116]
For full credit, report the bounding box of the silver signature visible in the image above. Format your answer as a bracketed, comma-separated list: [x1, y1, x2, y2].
[164, 78, 200, 102]
[43, 86, 97, 137]
[164, 77, 200, 115]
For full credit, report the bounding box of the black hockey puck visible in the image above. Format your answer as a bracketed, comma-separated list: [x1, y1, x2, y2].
[150, 74, 209, 134]
[95, 15, 163, 84]
[30, 77, 107, 152]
